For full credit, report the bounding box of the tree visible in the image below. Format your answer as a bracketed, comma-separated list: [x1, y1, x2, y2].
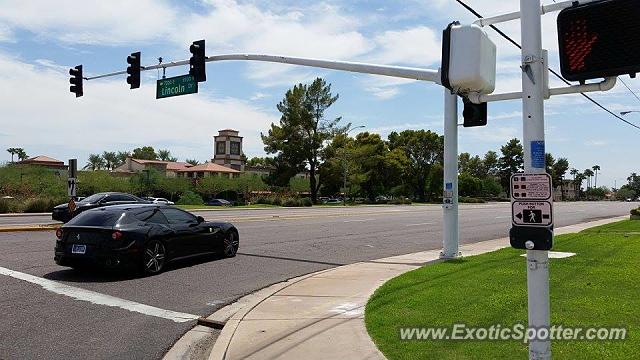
[498, 138, 524, 195]
[616, 186, 636, 201]
[318, 133, 353, 196]
[157, 149, 177, 162]
[6, 148, 18, 163]
[626, 172, 640, 195]
[574, 172, 586, 199]
[84, 154, 105, 170]
[185, 159, 200, 166]
[545, 153, 555, 176]
[246, 157, 274, 167]
[592, 165, 601, 188]
[483, 150, 499, 177]
[458, 173, 482, 197]
[15, 148, 28, 161]
[116, 151, 130, 166]
[583, 168, 594, 189]
[350, 132, 403, 202]
[552, 158, 569, 200]
[102, 151, 118, 170]
[132, 146, 157, 160]
[570, 168, 579, 180]
[262, 78, 345, 203]
[388, 130, 443, 202]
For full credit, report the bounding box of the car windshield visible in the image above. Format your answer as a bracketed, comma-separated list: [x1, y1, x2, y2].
[66, 209, 122, 227]
[79, 193, 106, 204]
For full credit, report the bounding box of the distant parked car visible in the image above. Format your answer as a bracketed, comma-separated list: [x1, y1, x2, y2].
[324, 198, 342, 205]
[205, 199, 232, 206]
[54, 204, 239, 275]
[144, 197, 175, 205]
[52, 192, 149, 223]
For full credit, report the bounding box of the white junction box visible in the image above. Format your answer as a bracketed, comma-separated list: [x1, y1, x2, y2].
[444, 24, 496, 95]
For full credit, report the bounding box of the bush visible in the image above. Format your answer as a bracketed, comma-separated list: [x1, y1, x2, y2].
[23, 198, 57, 213]
[0, 199, 9, 213]
[631, 208, 640, 216]
[271, 196, 282, 206]
[459, 196, 485, 203]
[301, 197, 313, 207]
[389, 198, 412, 205]
[176, 191, 203, 205]
[282, 197, 301, 207]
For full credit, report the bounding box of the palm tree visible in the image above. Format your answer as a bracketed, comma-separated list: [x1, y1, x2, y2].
[584, 169, 595, 189]
[15, 148, 28, 161]
[6, 148, 18, 162]
[574, 173, 586, 200]
[592, 165, 600, 188]
[84, 154, 105, 170]
[115, 151, 130, 167]
[570, 168, 578, 180]
[157, 149, 171, 161]
[102, 151, 118, 170]
[185, 159, 199, 166]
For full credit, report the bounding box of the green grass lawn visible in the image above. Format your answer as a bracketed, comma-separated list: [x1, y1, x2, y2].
[365, 220, 640, 359]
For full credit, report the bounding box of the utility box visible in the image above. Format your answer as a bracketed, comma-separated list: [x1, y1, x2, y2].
[441, 23, 496, 95]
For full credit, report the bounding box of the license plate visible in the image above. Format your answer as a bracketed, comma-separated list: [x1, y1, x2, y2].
[71, 244, 86, 254]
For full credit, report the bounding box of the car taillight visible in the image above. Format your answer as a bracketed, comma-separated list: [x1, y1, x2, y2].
[112, 231, 123, 240]
[55, 228, 63, 240]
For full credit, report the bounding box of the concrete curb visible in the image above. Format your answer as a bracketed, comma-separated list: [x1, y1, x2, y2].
[0, 212, 51, 217]
[167, 215, 628, 360]
[0, 224, 58, 232]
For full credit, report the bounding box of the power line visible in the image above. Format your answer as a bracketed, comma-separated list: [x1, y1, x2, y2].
[619, 77, 640, 105]
[454, 0, 640, 131]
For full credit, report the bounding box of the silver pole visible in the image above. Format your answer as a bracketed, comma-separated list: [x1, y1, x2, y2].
[441, 89, 459, 259]
[520, 0, 551, 359]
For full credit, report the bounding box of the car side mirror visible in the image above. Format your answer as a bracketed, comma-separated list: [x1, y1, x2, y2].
[197, 216, 205, 223]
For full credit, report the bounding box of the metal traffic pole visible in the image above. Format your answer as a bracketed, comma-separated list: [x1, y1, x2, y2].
[441, 88, 459, 259]
[520, 0, 551, 358]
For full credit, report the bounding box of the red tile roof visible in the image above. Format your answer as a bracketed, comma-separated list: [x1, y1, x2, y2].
[129, 158, 193, 171]
[19, 155, 64, 164]
[178, 163, 240, 173]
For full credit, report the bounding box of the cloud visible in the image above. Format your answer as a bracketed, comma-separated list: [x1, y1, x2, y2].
[0, 53, 277, 163]
[0, 0, 179, 45]
[366, 26, 441, 67]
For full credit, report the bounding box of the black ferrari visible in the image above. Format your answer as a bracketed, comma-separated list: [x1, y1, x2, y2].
[54, 204, 239, 275]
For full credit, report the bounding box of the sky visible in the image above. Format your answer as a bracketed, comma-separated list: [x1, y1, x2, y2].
[0, 0, 638, 189]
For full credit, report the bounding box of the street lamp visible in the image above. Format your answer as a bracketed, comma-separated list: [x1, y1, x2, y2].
[342, 125, 365, 206]
[620, 110, 640, 116]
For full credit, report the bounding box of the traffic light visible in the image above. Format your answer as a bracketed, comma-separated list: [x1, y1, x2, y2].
[557, 0, 640, 82]
[462, 97, 487, 127]
[126, 51, 141, 89]
[189, 40, 206, 82]
[69, 65, 83, 98]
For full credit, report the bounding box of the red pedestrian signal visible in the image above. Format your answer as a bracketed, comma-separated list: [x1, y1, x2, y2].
[557, 0, 640, 81]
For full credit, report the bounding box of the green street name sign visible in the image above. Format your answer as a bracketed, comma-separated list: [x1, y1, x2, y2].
[156, 74, 198, 99]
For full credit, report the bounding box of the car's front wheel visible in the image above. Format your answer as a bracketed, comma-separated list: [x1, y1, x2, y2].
[142, 240, 166, 275]
[223, 231, 239, 258]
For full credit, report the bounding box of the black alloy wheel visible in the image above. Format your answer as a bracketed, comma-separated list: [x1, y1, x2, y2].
[223, 231, 239, 258]
[143, 240, 166, 275]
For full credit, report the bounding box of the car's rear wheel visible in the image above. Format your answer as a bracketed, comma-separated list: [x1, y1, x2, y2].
[142, 240, 166, 275]
[223, 231, 239, 258]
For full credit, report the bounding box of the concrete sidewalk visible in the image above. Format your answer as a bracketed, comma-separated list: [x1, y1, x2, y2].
[170, 216, 627, 360]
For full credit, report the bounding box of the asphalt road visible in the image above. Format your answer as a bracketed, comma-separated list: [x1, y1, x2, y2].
[0, 202, 635, 359]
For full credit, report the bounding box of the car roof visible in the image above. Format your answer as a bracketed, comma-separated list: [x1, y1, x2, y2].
[86, 203, 168, 212]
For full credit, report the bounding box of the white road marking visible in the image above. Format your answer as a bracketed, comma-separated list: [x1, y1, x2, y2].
[343, 218, 374, 223]
[495, 216, 510, 219]
[405, 222, 435, 227]
[0, 266, 199, 323]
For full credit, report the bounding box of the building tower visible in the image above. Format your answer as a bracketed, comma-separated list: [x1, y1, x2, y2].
[213, 129, 244, 171]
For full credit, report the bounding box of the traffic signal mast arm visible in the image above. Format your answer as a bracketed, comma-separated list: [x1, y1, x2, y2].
[466, 76, 616, 104]
[84, 54, 440, 83]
